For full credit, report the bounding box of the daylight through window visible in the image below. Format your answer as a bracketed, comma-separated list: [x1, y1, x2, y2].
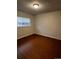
[17, 17, 31, 27]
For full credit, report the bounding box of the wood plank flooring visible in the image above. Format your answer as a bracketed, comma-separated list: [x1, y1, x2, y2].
[17, 34, 61, 59]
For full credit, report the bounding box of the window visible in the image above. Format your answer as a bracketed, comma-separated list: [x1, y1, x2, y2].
[17, 17, 31, 27]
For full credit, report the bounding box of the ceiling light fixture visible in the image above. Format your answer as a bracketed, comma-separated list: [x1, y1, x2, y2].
[33, 4, 39, 8]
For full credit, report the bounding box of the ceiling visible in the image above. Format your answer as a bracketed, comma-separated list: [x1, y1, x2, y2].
[17, 0, 61, 15]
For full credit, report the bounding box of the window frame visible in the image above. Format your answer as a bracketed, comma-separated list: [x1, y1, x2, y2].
[17, 16, 31, 27]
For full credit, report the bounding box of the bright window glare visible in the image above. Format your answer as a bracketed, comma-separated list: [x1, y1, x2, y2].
[17, 17, 31, 27]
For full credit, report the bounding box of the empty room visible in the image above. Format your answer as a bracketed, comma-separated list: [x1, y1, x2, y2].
[17, 0, 61, 59]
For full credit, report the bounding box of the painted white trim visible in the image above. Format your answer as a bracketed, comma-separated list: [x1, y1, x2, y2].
[17, 33, 34, 39]
[36, 33, 60, 40]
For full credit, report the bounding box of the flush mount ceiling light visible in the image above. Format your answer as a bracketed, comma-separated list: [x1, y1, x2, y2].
[33, 4, 39, 8]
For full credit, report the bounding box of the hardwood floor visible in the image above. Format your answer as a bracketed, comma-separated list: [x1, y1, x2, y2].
[17, 34, 61, 59]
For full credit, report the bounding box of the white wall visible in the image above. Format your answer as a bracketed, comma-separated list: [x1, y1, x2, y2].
[17, 11, 35, 39]
[35, 11, 61, 39]
[17, 11, 61, 40]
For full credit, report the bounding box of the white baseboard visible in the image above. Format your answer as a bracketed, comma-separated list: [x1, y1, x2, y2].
[35, 33, 60, 40]
[17, 33, 34, 39]
[17, 33, 61, 40]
